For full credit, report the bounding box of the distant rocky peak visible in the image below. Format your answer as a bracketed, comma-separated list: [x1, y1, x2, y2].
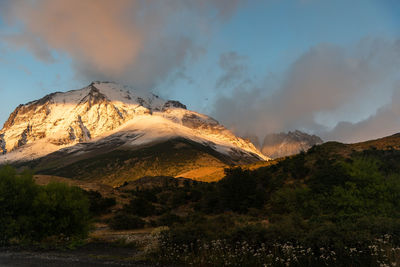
[261, 130, 323, 159]
[287, 130, 321, 141]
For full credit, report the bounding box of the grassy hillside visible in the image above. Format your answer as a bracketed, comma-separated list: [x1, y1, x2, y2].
[22, 138, 238, 185]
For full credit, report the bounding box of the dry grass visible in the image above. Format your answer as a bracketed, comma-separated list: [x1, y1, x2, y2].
[176, 166, 226, 182]
[33, 174, 130, 205]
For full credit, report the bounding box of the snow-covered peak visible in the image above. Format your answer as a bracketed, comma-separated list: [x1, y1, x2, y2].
[0, 82, 268, 163]
[36, 81, 166, 110]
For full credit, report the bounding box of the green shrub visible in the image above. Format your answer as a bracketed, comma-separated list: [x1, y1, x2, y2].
[123, 197, 156, 217]
[84, 190, 116, 216]
[0, 166, 38, 244]
[156, 212, 182, 227]
[32, 182, 91, 240]
[108, 212, 145, 230]
[218, 168, 259, 213]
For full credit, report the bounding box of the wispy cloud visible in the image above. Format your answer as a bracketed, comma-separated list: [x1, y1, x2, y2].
[216, 51, 248, 89]
[0, 55, 32, 75]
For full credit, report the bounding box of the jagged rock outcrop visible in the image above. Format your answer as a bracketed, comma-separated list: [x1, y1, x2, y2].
[0, 134, 6, 154]
[262, 130, 323, 159]
[242, 134, 261, 150]
[162, 100, 187, 111]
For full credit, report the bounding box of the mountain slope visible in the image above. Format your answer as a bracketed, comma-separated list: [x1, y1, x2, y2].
[1, 82, 267, 183]
[21, 137, 236, 185]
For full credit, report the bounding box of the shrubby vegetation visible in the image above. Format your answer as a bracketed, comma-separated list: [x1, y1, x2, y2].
[108, 212, 145, 230]
[3, 142, 400, 265]
[113, 146, 400, 266]
[84, 190, 116, 216]
[0, 166, 91, 245]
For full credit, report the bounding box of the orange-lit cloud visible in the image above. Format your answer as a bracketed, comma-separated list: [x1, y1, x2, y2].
[5, 0, 141, 75]
[2, 0, 241, 90]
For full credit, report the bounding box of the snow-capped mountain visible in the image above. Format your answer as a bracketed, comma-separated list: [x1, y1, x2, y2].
[261, 130, 323, 159]
[0, 82, 267, 183]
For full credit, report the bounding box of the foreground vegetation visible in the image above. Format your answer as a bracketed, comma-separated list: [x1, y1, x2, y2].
[0, 166, 90, 246]
[3, 140, 400, 266]
[110, 145, 400, 266]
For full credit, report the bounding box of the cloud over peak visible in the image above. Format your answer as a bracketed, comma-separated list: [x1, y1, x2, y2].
[1, 0, 241, 91]
[4, 0, 141, 74]
[213, 38, 400, 142]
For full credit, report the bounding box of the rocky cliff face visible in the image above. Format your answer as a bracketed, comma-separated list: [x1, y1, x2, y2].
[242, 134, 261, 150]
[0, 133, 6, 154]
[261, 130, 323, 159]
[0, 82, 267, 163]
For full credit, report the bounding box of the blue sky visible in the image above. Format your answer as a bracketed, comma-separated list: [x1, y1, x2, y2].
[166, 0, 400, 107]
[1, 0, 400, 142]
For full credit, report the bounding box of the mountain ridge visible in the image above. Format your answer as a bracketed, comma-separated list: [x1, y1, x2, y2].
[0, 81, 267, 162]
[0, 82, 267, 183]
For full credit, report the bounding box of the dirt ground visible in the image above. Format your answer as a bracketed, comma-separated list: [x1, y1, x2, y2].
[0, 243, 156, 267]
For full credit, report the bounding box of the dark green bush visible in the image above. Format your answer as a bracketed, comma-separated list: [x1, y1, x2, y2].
[85, 190, 116, 216]
[218, 168, 259, 213]
[32, 182, 91, 240]
[0, 166, 90, 245]
[0, 166, 38, 244]
[155, 212, 182, 227]
[123, 197, 156, 217]
[108, 213, 145, 230]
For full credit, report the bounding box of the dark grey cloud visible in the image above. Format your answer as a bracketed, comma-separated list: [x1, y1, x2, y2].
[213, 38, 400, 142]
